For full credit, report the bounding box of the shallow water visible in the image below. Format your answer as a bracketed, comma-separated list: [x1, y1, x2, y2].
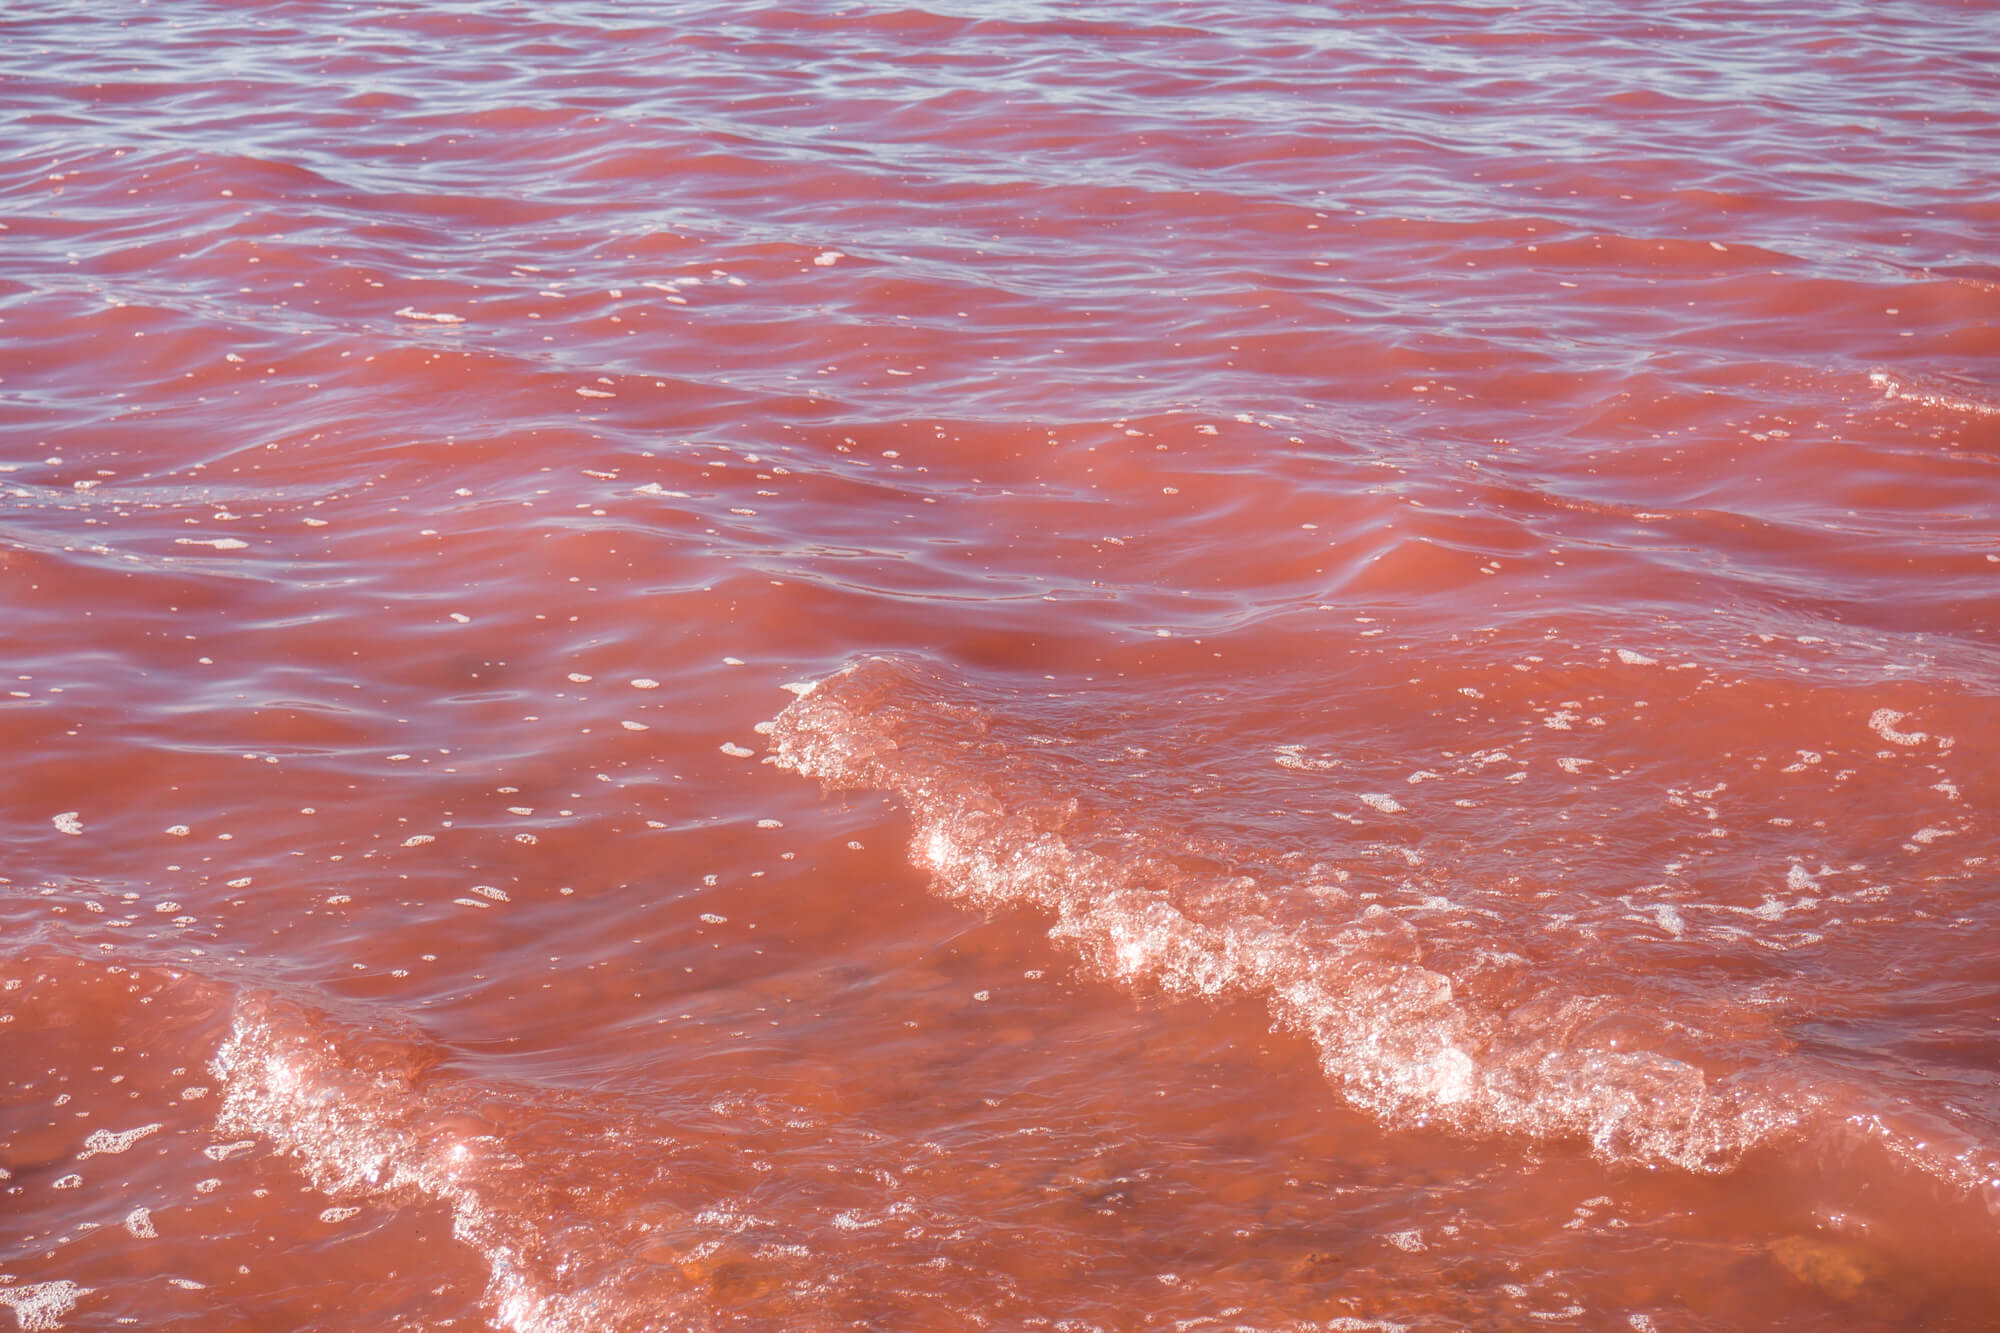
[4, 1, 1998, 1329]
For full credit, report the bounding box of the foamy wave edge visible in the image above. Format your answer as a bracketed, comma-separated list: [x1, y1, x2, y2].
[210, 997, 670, 1333]
[769, 657, 1801, 1173]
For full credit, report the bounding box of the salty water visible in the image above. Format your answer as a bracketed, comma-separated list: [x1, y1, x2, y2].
[4, 1, 1998, 1329]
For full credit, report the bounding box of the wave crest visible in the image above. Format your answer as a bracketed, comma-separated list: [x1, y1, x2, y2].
[771, 656, 1802, 1171]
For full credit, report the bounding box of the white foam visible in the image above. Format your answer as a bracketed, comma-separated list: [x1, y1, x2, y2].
[0, 1282, 85, 1331]
[208, 993, 770, 1333]
[769, 658, 1803, 1173]
[1274, 744, 1339, 771]
[76, 1123, 161, 1158]
[213, 1001, 633, 1333]
[1867, 708, 1928, 746]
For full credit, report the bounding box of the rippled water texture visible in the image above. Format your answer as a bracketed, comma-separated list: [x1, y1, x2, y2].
[5, 1, 1998, 1329]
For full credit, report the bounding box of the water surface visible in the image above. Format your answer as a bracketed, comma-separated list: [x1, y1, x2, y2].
[4, 1, 1998, 1329]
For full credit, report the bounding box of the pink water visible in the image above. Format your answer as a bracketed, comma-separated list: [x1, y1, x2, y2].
[4, 1, 1999, 1329]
